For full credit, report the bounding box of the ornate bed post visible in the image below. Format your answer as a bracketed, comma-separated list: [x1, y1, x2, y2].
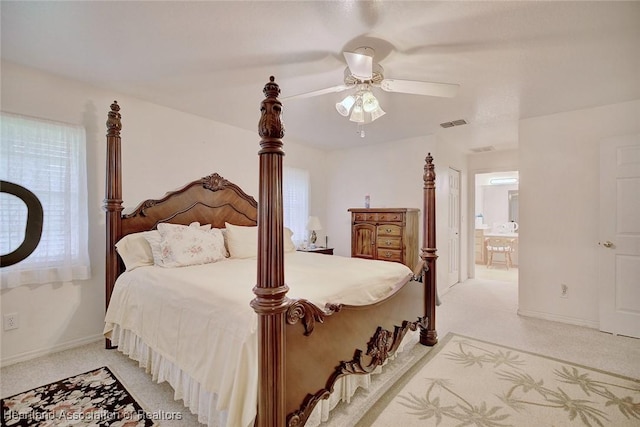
[421, 153, 438, 345]
[104, 101, 123, 348]
[251, 76, 290, 427]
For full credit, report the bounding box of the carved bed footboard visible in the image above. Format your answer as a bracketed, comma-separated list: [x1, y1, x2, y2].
[284, 280, 427, 426]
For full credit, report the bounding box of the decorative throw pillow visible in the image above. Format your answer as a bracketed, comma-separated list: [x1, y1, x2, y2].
[157, 223, 226, 267]
[145, 222, 212, 267]
[115, 230, 157, 271]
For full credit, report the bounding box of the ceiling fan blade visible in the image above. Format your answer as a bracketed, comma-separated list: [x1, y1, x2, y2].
[281, 84, 352, 101]
[343, 51, 373, 80]
[380, 79, 459, 98]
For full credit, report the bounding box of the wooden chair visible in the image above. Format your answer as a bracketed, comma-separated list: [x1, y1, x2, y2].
[485, 237, 515, 269]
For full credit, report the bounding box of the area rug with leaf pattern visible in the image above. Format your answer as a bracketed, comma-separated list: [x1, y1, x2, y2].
[1, 366, 156, 426]
[357, 333, 640, 427]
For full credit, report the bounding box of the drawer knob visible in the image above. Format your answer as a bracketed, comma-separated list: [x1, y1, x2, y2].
[384, 252, 392, 258]
[385, 228, 392, 233]
[385, 240, 392, 246]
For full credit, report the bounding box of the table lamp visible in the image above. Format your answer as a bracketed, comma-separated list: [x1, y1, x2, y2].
[306, 216, 323, 249]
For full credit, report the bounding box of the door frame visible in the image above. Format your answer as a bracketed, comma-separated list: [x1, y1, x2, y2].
[467, 167, 520, 280]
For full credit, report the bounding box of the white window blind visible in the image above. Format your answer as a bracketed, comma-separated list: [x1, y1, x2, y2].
[1, 112, 90, 288]
[283, 167, 309, 246]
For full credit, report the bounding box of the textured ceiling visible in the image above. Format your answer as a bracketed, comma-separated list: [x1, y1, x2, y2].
[2, 1, 639, 151]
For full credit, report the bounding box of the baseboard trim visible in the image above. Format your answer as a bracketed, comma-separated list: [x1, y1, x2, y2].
[1, 334, 104, 368]
[517, 308, 599, 329]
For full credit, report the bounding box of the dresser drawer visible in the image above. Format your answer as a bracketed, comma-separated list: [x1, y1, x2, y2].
[377, 224, 402, 237]
[352, 212, 405, 223]
[376, 249, 403, 262]
[377, 212, 404, 222]
[377, 236, 402, 249]
[353, 212, 378, 222]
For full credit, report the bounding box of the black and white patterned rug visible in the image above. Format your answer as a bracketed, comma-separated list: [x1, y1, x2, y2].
[1, 366, 156, 426]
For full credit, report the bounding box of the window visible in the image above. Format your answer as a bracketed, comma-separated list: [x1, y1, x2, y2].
[1, 112, 90, 288]
[283, 167, 309, 246]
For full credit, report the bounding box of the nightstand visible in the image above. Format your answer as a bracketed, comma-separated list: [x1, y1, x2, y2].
[297, 247, 334, 255]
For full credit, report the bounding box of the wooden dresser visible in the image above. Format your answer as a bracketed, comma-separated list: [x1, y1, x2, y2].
[348, 208, 419, 271]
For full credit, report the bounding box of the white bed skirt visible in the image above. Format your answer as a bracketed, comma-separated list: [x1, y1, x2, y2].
[110, 324, 417, 427]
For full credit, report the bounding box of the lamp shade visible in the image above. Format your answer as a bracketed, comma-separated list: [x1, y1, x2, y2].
[306, 216, 322, 231]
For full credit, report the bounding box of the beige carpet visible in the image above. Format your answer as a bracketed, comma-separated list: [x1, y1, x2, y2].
[357, 333, 640, 427]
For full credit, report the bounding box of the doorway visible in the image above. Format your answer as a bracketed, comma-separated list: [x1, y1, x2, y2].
[447, 167, 462, 288]
[473, 171, 519, 283]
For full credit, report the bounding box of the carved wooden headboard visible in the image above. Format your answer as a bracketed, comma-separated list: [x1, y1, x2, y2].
[120, 173, 257, 237]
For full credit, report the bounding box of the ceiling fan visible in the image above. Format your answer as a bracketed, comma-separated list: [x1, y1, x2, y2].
[283, 47, 460, 130]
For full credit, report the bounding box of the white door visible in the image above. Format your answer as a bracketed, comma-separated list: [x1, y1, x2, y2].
[448, 167, 461, 287]
[599, 134, 640, 338]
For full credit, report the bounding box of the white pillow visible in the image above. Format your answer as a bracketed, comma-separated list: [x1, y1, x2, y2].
[284, 227, 296, 253]
[157, 223, 226, 267]
[115, 231, 157, 271]
[225, 222, 258, 259]
[224, 223, 296, 258]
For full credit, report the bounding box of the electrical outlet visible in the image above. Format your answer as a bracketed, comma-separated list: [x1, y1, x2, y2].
[3, 313, 19, 330]
[560, 284, 568, 298]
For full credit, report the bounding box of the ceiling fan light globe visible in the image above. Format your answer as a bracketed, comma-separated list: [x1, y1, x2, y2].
[335, 95, 356, 116]
[362, 91, 379, 113]
[349, 105, 364, 123]
[370, 106, 386, 122]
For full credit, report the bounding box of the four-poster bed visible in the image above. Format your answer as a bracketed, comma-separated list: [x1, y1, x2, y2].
[103, 77, 438, 427]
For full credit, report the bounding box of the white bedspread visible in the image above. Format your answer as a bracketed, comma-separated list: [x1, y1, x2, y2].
[104, 252, 412, 427]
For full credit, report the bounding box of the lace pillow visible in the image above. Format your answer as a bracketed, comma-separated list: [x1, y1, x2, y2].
[155, 223, 226, 267]
[145, 222, 212, 266]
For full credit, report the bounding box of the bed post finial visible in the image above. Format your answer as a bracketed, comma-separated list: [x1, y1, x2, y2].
[106, 101, 122, 137]
[258, 76, 285, 141]
[263, 75, 280, 98]
[421, 152, 438, 346]
[425, 152, 435, 184]
[253, 76, 289, 427]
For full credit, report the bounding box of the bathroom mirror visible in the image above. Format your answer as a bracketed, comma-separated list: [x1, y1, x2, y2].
[508, 190, 519, 224]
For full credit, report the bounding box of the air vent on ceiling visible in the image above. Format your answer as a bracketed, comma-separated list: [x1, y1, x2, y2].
[469, 146, 496, 153]
[440, 119, 468, 128]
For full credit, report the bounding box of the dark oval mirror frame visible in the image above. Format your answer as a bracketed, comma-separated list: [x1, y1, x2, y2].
[0, 181, 44, 267]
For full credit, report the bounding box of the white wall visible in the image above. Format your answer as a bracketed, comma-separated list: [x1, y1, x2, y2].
[0, 61, 327, 365]
[518, 99, 640, 327]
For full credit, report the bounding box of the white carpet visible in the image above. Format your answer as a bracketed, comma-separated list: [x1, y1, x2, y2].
[357, 333, 640, 427]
